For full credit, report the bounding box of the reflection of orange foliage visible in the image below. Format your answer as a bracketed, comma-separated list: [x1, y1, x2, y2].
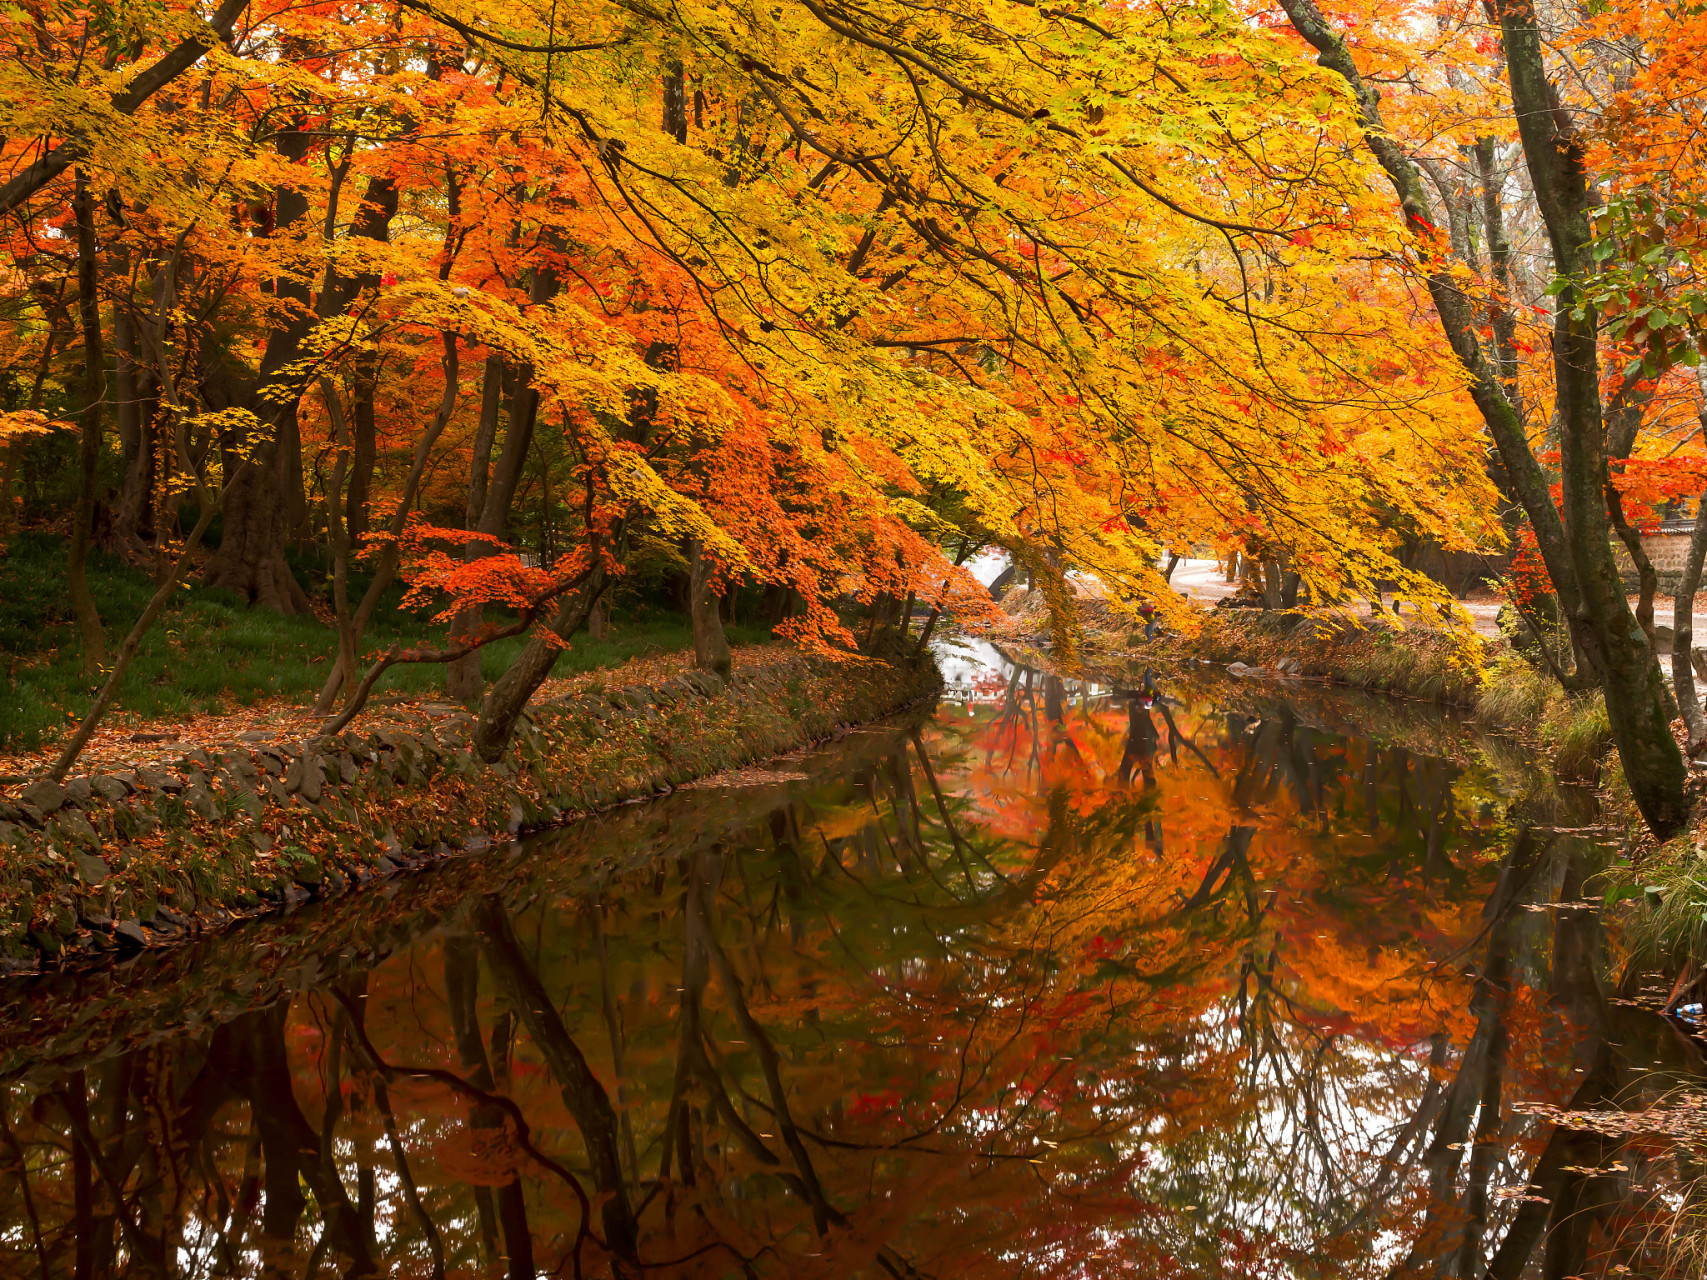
[936, 687, 1486, 1054]
[8, 693, 1588, 1280]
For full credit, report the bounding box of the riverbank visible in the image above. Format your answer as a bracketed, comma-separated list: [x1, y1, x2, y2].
[0, 646, 940, 972]
[984, 598, 1616, 780]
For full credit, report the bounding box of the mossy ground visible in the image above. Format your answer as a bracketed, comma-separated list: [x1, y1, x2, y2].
[0, 532, 774, 753]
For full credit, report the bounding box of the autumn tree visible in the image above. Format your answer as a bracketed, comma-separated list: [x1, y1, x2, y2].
[4, 0, 1508, 764]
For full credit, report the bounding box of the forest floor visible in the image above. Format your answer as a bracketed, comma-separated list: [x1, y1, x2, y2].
[0, 531, 775, 771]
[0, 643, 789, 786]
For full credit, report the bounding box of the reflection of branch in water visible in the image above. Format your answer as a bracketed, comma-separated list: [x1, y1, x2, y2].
[474, 897, 642, 1269]
[911, 728, 1013, 888]
[1349, 1035, 1449, 1233]
[1427, 828, 1552, 976]
[329, 985, 601, 1279]
[1154, 698, 1220, 777]
[1177, 826, 1259, 916]
[591, 905, 643, 1197]
[0, 1107, 49, 1280]
[694, 872, 846, 1235]
[57, 1075, 168, 1274]
[656, 851, 785, 1194]
[342, 981, 447, 1280]
[445, 928, 533, 1277]
[988, 664, 1027, 774]
[1481, 1059, 1615, 1280]
[1391, 829, 1541, 1277]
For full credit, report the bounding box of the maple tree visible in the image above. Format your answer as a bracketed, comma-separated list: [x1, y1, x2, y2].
[1260, 0, 1707, 837]
[0, 0, 1508, 767]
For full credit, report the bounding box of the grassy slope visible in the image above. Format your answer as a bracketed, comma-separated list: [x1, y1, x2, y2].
[1126, 607, 1616, 780]
[0, 533, 772, 751]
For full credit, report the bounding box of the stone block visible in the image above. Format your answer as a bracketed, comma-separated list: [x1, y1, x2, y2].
[20, 779, 65, 814]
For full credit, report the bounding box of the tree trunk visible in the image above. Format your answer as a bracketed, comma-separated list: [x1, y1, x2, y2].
[1495, 0, 1686, 836]
[198, 122, 317, 615]
[1674, 428, 1707, 755]
[1282, 0, 1687, 837]
[344, 355, 379, 543]
[1278, 0, 1588, 647]
[688, 538, 732, 679]
[316, 329, 461, 714]
[199, 421, 312, 612]
[447, 250, 558, 701]
[446, 354, 508, 702]
[480, 265, 558, 541]
[111, 264, 158, 550]
[1605, 380, 1660, 650]
[68, 171, 106, 670]
[473, 577, 603, 763]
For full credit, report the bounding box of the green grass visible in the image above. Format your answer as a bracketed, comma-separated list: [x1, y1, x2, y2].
[1471, 651, 1610, 781]
[0, 533, 772, 751]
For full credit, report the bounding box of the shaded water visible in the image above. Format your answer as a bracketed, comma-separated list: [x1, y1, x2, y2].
[2, 644, 1705, 1278]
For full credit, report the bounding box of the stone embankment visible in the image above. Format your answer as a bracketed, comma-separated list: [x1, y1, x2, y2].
[0, 651, 939, 971]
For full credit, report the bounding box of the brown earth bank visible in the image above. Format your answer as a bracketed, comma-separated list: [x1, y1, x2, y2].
[974, 588, 1631, 786]
[0, 646, 941, 973]
[984, 589, 1484, 705]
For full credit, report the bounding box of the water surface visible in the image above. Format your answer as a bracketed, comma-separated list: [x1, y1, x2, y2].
[0, 647, 1701, 1278]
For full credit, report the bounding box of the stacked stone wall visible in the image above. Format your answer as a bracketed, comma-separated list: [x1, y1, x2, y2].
[0, 652, 940, 972]
[1614, 533, 1695, 593]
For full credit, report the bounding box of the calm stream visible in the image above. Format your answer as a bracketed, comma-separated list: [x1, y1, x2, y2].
[2, 642, 1703, 1277]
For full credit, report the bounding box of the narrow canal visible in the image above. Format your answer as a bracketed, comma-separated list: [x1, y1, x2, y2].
[0, 642, 1699, 1277]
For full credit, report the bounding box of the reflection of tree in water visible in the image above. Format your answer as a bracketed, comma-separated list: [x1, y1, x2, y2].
[0, 674, 1704, 1277]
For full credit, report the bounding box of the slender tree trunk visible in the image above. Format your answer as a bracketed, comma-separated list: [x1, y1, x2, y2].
[318, 380, 360, 716]
[1495, 0, 1686, 835]
[1281, 0, 1687, 836]
[481, 272, 557, 540]
[68, 171, 107, 670]
[315, 330, 461, 714]
[345, 355, 379, 543]
[49, 493, 227, 780]
[1674, 418, 1707, 755]
[315, 167, 463, 710]
[688, 537, 732, 680]
[1606, 381, 1661, 650]
[447, 354, 508, 702]
[111, 263, 158, 550]
[1277, 0, 1587, 647]
[447, 249, 559, 700]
